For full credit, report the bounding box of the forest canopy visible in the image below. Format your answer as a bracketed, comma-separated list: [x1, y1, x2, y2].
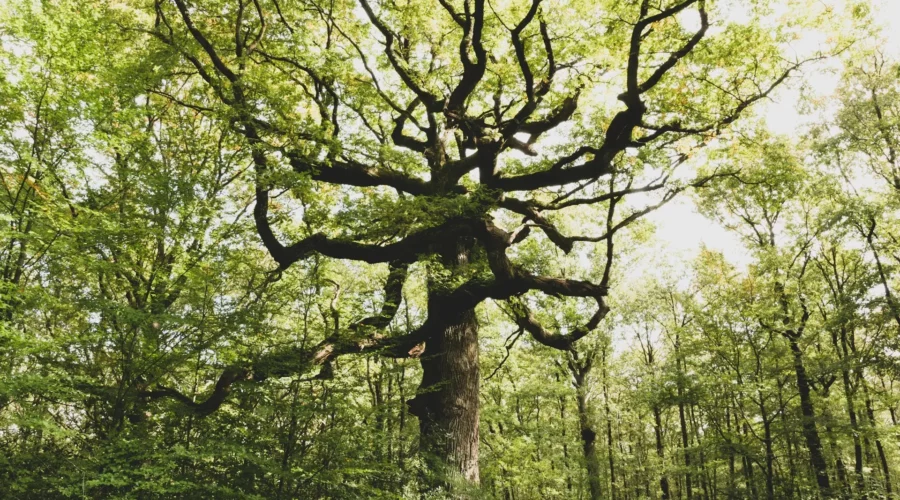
[1, 0, 899, 498]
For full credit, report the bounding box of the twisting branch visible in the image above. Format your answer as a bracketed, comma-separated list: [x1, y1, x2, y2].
[510, 0, 543, 102]
[498, 197, 574, 253]
[600, 172, 618, 290]
[636, 1, 708, 95]
[171, 0, 238, 83]
[142, 261, 415, 415]
[636, 58, 814, 144]
[493, 0, 715, 191]
[510, 293, 609, 351]
[357, 0, 443, 111]
[255, 197, 475, 269]
[285, 152, 431, 195]
[446, 0, 488, 116]
[625, 0, 702, 101]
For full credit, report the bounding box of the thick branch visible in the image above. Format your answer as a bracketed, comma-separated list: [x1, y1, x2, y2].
[447, 0, 488, 115]
[287, 152, 430, 195]
[143, 261, 416, 415]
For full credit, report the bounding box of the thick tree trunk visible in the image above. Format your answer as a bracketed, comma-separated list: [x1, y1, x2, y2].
[409, 306, 480, 486]
[788, 339, 832, 498]
[408, 242, 481, 488]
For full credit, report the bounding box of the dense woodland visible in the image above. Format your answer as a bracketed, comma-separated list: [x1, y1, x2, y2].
[2, 0, 900, 498]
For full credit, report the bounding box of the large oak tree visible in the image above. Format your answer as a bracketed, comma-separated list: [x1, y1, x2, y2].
[125, 0, 816, 484]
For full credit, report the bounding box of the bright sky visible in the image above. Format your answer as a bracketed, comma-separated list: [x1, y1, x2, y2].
[644, 0, 900, 273]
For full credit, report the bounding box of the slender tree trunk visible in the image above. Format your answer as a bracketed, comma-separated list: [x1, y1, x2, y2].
[674, 334, 692, 500]
[831, 325, 866, 499]
[780, 383, 799, 498]
[678, 398, 692, 500]
[842, 365, 865, 498]
[760, 401, 775, 500]
[654, 406, 671, 500]
[604, 353, 617, 500]
[689, 405, 710, 500]
[726, 407, 736, 498]
[622, 433, 632, 498]
[863, 382, 893, 497]
[741, 422, 758, 499]
[827, 423, 850, 498]
[788, 338, 832, 498]
[577, 384, 603, 500]
[559, 394, 574, 493]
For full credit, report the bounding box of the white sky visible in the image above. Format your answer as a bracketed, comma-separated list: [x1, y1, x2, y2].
[644, 0, 900, 272]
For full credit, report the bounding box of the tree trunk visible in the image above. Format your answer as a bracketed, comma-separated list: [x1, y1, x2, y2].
[603, 351, 617, 500]
[741, 422, 758, 499]
[780, 383, 800, 498]
[827, 423, 850, 498]
[842, 364, 865, 498]
[763, 415, 775, 500]
[576, 384, 603, 500]
[757, 389, 774, 500]
[654, 406, 671, 500]
[675, 333, 692, 500]
[863, 383, 893, 497]
[409, 243, 481, 488]
[409, 306, 480, 487]
[831, 325, 866, 499]
[726, 407, 736, 497]
[559, 394, 574, 493]
[788, 338, 832, 498]
[689, 405, 710, 500]
[678, 396, 692, 500]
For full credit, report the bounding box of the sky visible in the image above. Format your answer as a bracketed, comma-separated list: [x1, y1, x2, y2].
[644, 0, 900, 273]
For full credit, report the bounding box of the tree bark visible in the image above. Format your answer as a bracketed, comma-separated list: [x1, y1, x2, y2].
[654, 406, 671, 500]
[603, 349, 617, 500]
[409, 306, 480, 487]
[676, 377, 692, 499]
[576, 383, 603, 500]
[408, 245, 481, 488]
[834, 328, 865, 499]
[788, 339, 832, 498]
[762, 413, 775, 500]
[863, 382, 893, 497]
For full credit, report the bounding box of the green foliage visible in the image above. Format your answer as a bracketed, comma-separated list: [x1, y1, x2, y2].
[2, 0, 900, 498]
